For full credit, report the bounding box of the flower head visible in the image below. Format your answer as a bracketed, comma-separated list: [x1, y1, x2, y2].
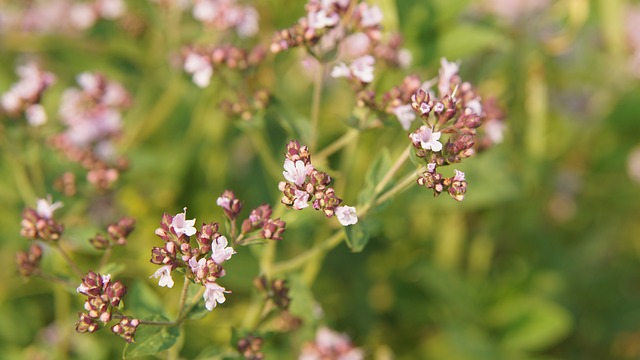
[36, 196, 63, 219]
[203, 282, 229, 311]
[283, 159, 313, 186]
[335, 206, 358, 226]
[150, 265, 174, 288]
[293, 189, 310, 210]
[171, 207, 197, 237]
[410, 126, 443, 152]
[211, 236, 235, 264]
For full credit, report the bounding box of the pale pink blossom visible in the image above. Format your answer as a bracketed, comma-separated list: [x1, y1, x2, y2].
[484, 119, 505, 144]
[184, 52, 213, 88]
[69, 3, 98, 30]
[293, 189, 310, 210]
[203, 282, 229, 311]
[453, 169, 465, 181]
[211, 236, 235, 264]
[150, 265, 174, 288]
[331, 55, 375, 83]
[335, 206, 358, 226]
[411, 126, 443, 152]
[393, 104, 416, 130]
[339, 33, 371, 60]
[96, 0, 126, 19]
[189, 257, 207, 275]
[171, 208, 197, 237]
[25, 104, 47, 126]
[438, 57, 459, 96]
[308, 9, 339, 29]
[358, 3, 383, 28]
[283, 159, 313, 186]
[36, 196, 63, 219]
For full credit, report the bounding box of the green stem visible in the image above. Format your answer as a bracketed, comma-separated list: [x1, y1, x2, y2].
[315, 128, 359, 163]
[372, 166, 423, 210]
[175, 275, 191, 321]
[53, 243, 84, 279]
[246, 130, 283, 181]
[309, 63, 325, 152]
[98, 246, 112, 272]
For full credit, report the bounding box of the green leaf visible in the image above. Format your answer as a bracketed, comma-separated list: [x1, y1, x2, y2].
[344, 220, 371, 253]
[123, 316, 179, 358]
[126, 281, 168, 318]
[489, 296, 573, 352]
[358, 148, 392, 205]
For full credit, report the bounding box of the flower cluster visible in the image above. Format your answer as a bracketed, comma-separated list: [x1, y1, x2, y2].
[151, 208, 233, 311]
[51, 72, 131, 190]
[20, 196, 64, 242]
[237, 334, 265, 360]
[89, 216, 136, 249]
[254, 276, 291, 310]
[182, 45, 266, 88]
[0, 0, 125, 34]
[220, 89, 270, 121]
[75, 271, 139, 342]
[192, 0, 259, 38]
[279, 140, 358, 226]
[1, 62, 55, 126]
[16, 244, 44, 277]
[217, 190, 287, 242]
[299, 327, 364, 360]
[397, 58, 505, 201]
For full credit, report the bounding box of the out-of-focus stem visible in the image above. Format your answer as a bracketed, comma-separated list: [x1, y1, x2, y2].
[309, 63, 325, 152]
[271, 230, 344, 275]
[98, 246, 112, 272]
[246, 130, 283, 181]
[315, 129, 359, 163]
[373, 167, 422, 209]
[54, 243, 84, 279]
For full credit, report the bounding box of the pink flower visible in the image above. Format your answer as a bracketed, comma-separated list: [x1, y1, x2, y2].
[203, 282, 229, 311]
[438, 57, 459, 96]
[293, 189, 310, 210]
[26, 104, 47, 126]
[211, 236, 235, 264]
[171, 207, 197, 237]
[453, 169, 465, 181]
[358, 3, 383, 28]
[485, 119, 505, 144]
[283, 159, 312, 186]
[335, 206, 358, 226]
[36, 196, 63, 219]
[150, 265, 174, 288]
[411, 125, 442, 152]
[184, 52, 213, 88]
[393, 104, 416, 130]
[308, 9, 339, 29]
[331, 55, 375, 83]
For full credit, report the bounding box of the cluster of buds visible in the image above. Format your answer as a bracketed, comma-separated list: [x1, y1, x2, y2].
[89, 216, 136, 249]
[217, 190, 287, 242]
[150, 208, 233, 311]
[279, 140, 358, 226]
[254, 276, 291, 310]
[75, 271, 138, 342]
[270, 0, 382, 56]
[391, 58, 506, 201]
[182, 45, 266, 88]
[51, 72, 131, 190]
[16, 244, 43, 277]
[192, 0, 259, 38]
[220, 89, 270, 121]
[20, 196, 64, 242]
[237, 334, 265, 360]
[299, 327, 364, 360]
[1, 62, 55, 127]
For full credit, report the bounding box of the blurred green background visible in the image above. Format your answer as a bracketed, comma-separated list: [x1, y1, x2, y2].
[2, 0, 640, 359]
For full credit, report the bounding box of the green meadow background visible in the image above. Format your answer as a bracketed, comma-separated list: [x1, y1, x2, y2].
[1, 0, 640, 359]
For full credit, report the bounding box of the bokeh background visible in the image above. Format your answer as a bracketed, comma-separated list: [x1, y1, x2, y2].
[2, 0, 640, 359]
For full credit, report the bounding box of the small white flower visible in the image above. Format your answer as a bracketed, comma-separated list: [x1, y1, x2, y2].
[309, 9, 339, 29]
[330, 63, 351, 79]
[411, 126, 443, 152]
[293, 189, 310, 210]
[26, 104, 47, 126]
[211, 236, 235, 264]
[216, 196, 231, 211]
[188, 257, 207, 273]
[359, 3, 383, 28]
[283, 159, 312, 186]
[350, 55, 375, 83]
[335, 206, 358, 226]
[76, 283, 88, 294]
[393, 104, 416, 131]
[36, 196, 63, 219]
[184, 52, 213, 88]
[203, 282, 229, 311]
[150, 265, 174, 288]
[171, 207, 197, 237]
[453, 169, 465, 181]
